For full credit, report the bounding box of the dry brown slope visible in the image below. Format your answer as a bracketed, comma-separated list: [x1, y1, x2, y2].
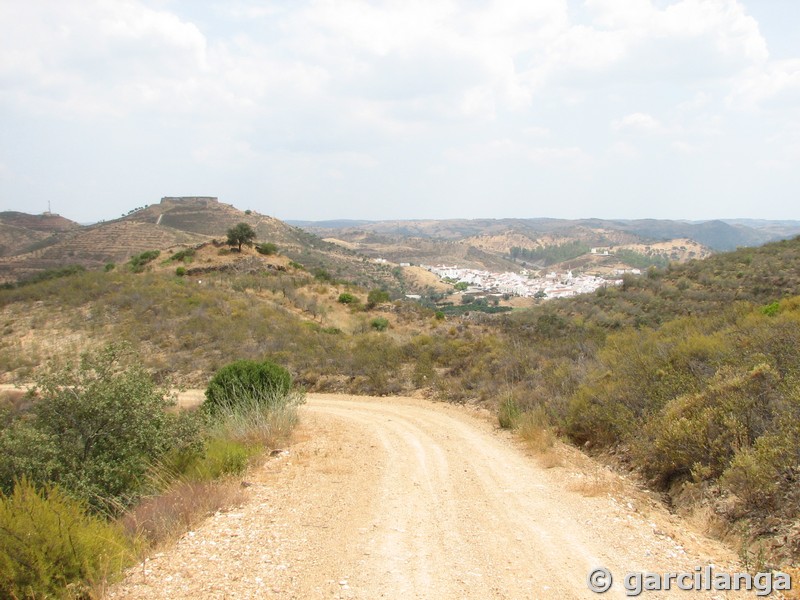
[0, 212, 81, 258]
[111, 394, 751, 600]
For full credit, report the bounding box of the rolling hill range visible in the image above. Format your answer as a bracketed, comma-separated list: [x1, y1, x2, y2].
[291, 216, 800, 275]
[0, 198, 400, 288]
[4, 199, 799, 287]
[291, 216, 800, 251]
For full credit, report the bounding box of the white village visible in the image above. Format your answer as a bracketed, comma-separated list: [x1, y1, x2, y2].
[422, 264, 640, 299]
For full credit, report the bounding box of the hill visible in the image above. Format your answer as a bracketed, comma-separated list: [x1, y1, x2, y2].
[0, 212, 81, 259]
[0, 211, 79, 233]
[0, 198, 424, 291]
[299, 218, 723, 275]
[303, 218, 800, 251]
[5, 202, 798, 289]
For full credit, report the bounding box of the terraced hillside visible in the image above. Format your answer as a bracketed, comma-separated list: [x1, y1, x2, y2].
[120, 198, 417, 288]
[125, 197, 296, 242]
[0, 221, 208, 283]
[0, 212, 79, 233]
[0, 198, 423, 291]
[0, 212, 81, 258]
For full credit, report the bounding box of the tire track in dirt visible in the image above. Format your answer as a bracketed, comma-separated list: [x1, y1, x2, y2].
[110, 394, 751, 599]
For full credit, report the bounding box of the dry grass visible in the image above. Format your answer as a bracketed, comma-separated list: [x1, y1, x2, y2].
[515, 408, 564, 468]
[684, 503, 731, 541]
[535, 449, 564, 469]
[567, 471, 624, 498]
[518, 416, 555, 453]
[120, 391, 304, 554]
[211, 391, 304, 451]
[0, 385, 31, 412]
[120, 480, 245, 550]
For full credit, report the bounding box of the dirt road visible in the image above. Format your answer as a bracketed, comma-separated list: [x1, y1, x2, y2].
[110, 394, 754, 599]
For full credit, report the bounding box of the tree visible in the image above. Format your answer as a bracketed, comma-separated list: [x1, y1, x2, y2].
[227, 222, 256, 252]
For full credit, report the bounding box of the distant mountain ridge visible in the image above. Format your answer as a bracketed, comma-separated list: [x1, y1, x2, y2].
[295, 217, 800, 251]
[3, 200, 799, 284]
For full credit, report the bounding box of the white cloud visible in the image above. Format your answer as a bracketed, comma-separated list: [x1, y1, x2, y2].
[527, 145, 592, 166]
[677, 91, 713, 112]
[443, 139, 523, 164]
[612, 112, 666, 134]
[443, 138, 590, 168]
[0, 1, 209, 117]
[608, 140, 640, 159]
[727, 59, 800, 109]
[670, 140, 699, 154]
[1, 0, 799, 222]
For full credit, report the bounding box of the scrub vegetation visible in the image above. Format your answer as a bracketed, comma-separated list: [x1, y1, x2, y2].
[3, 235, 800, 588]
[0, 344, 302, 598]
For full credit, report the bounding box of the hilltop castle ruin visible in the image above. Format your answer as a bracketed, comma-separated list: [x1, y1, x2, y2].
[160, 196, 219, 205]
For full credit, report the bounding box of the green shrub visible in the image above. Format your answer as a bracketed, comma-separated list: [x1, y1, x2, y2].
[176, 266, 187, 277]
[170, 248, 195, 263]
[0, 422, 60, 494]
[16, 265, 86, 287]
[104, 263, 115, 272]
[338, 292, 357, 304]
[312, 268, 333, 282]
[367, 289, 390, 309]
[164, 437, 254, 481]
[128, 250, 161, 273]
[204, 360, 292, 415]
[498, 395, 521, 429]
[0, 478, 133, 599]
[256, 242, 278, 256]
[0, 344, 181, 513]
[635, 364, 782, 488]
[370, 317, 389, 331]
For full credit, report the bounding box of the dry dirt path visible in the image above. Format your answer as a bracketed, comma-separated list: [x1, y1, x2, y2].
[109, 394, 756, 600]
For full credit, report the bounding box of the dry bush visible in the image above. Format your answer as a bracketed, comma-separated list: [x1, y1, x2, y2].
[517, 408, 555, 453]
[120, 480, 244, 549]
[0, 387, 31, 414]
[535, 449, 563, 469]
[209, 391, 303, 451]
[568, 471, 623, 498]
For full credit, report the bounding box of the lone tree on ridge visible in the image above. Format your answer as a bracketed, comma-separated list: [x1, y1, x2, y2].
[227, 222, 256, 252]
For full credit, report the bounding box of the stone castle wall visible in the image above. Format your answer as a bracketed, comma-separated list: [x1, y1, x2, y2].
[160, 196, 218, 205]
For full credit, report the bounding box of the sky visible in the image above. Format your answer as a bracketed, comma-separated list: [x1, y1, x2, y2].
[1, 0, 799, 224]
